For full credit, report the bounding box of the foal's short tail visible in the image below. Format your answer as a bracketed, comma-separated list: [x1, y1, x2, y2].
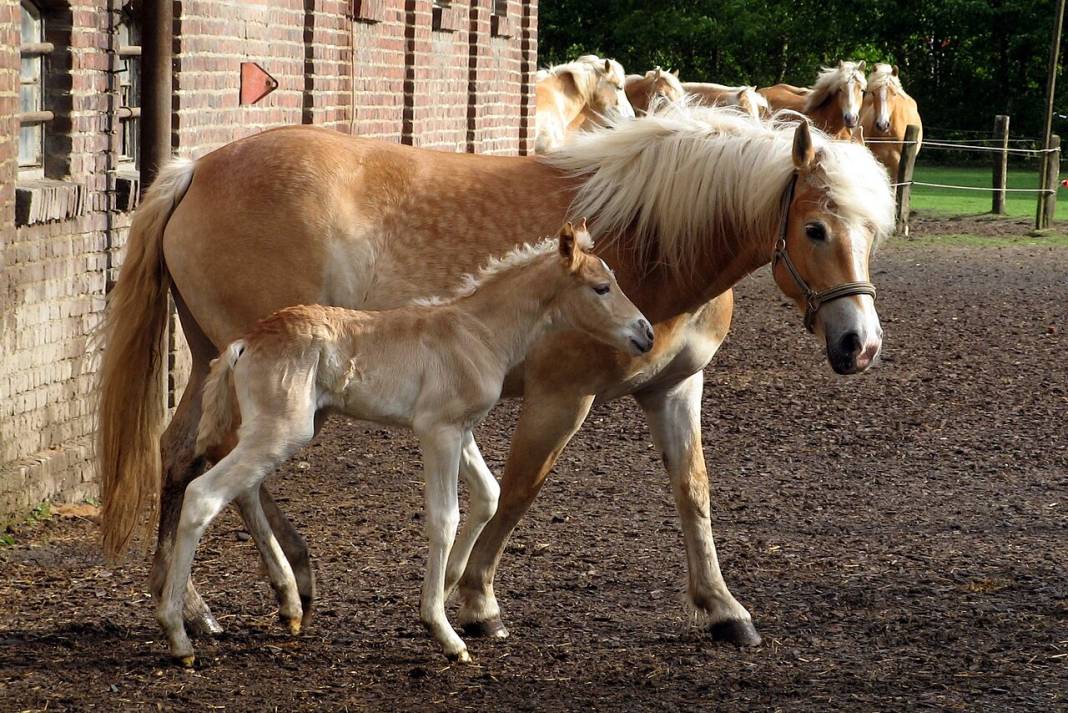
[196, 341, 246, 457]
[98, 158, 195, 562]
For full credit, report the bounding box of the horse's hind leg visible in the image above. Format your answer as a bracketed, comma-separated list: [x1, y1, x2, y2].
[445, 431, 500, 596]
[149, 355, 224, 636]
[235, 488, 303, 634]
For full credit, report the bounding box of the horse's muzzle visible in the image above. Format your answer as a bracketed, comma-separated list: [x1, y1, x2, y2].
[827, 330, 880, 375]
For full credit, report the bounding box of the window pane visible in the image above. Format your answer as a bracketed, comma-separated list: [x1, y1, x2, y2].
[21, 2, 41, 43]
[20, 81, 40, 113]
[19, 123, 41, 167]
[20, 55, 39, 83]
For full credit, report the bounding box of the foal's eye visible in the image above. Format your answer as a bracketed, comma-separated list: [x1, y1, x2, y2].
[593, 284, 611, 295]
[804, 222, 828, 242]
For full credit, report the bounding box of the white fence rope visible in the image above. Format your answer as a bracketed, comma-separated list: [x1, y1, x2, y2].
[890, 180, 1055, 195]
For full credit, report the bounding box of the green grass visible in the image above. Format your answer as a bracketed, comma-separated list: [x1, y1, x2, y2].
[909, 164, 1068, 221]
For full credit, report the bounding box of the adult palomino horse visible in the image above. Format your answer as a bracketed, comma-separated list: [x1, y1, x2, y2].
[760, 61, 867, 138]
[624, 68, 684, 115]
[684, 82, 769, 119]
[158, 224, 652, 666]
[99, 105, 894, 654]
[861, 64, 923, 179]
[535, 55, 635, 153]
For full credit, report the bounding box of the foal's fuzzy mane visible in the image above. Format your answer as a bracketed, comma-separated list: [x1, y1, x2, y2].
[540, 102, 895, 276]
[867, 64, 906, 95]
[414, 233, 595, 307]
[805, 62, 867, 113]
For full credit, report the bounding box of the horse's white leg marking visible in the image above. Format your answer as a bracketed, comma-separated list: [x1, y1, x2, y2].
[636, 371, 759, 644]
[445, 431, 500, 596]
[415, 423, 469, 661]
[157, 414, 316, 664]
[235, 488, 303, 633]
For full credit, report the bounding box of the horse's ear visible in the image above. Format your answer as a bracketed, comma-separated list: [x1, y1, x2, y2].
[604, 59, 611, 74]
[671, 68, 680, 77]
[892, 64, 899, 76]
[857, 60, 866, 72]
[838, 59, 845, 68]
[792, 120, 816, 170]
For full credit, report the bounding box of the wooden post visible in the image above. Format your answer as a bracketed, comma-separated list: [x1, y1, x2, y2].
[992, 114, 1010, 214]
[1037, 0, 1066, 228]
[894, 124, 921, 237]
[1040, 135, 1061, 229]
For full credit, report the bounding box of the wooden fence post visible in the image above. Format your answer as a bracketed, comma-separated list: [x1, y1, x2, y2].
[895, 124, 921, 237]
[1040, 134, 1061, 229]
[992, 115, 1010, 214]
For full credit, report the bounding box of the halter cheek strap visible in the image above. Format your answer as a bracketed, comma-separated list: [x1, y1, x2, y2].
[772, 171, 878, 333]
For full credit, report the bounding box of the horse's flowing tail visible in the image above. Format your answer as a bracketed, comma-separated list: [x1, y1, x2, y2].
[98, 158, 195, 561]
[196, 341, 245, 456]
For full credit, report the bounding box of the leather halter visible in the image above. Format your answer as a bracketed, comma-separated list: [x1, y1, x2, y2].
[772, 171, 877, 333]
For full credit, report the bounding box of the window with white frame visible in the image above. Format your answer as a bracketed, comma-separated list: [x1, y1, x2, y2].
[117, 10, 141, 167]
[19, 0, 54, 173]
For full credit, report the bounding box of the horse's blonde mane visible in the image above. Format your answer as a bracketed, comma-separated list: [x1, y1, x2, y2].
[805, 62, 867, 112]
[540, 102, 895, 277]
[414, 233, 595, 306]
[868, 64, 906, 95]
[539, 55, 624, 104]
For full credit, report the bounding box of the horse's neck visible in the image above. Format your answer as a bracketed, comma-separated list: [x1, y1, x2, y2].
[453, 261, 562, 370]
[605, 233, 767, 323]
[809, 99, 845, 135]
[626, 80, 652, 113]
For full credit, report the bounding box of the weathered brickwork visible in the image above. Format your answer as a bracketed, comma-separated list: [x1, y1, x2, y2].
[0, 0, 537, 521]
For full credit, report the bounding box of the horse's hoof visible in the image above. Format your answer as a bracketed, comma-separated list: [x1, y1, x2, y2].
[709, 618, 762, 648]
[299, 594, 314, 629]
[461, 617, 510, 640]
[178, 654, 196, 668]
[447, 649, 472, 664]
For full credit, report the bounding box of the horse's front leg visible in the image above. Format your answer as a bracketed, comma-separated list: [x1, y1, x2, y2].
[415, 424, 467, 661]
[635, 371, 761, 647]
[455, 388, 595, 638]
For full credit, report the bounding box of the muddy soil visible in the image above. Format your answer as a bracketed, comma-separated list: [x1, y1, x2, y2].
[2, 233, 1066, 712]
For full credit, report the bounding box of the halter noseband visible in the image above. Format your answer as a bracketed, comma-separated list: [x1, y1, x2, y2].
[772, 171, 877, 333]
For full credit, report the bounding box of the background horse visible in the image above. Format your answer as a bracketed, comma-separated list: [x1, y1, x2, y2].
[535, 55, 635, 153]
[99, 106, 894, 656]
[684, 82, 769, 119]
[861, 64, 923, 178]
[625, 68, 684, 115]
[761, 60, 867, 138]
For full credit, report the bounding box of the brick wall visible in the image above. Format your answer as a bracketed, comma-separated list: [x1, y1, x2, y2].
[0, 0, 537, 521]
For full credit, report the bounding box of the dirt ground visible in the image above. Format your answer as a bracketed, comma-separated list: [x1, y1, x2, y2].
[2, 225, 1066, 712]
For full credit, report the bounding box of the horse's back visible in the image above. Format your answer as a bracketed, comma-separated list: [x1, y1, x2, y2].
[162, 127, 570, 348]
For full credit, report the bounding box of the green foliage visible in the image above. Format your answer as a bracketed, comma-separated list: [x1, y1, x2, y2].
[30, 502, 51, 523]
[540, 0, 1068, 137]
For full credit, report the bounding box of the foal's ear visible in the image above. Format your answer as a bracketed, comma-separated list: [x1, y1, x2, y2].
[792, 120, 816, 170]
[558, 221, 583, 270]
[891, 64, 899, 77]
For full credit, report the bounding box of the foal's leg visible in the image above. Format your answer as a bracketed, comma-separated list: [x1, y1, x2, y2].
[635, 371, 761, 646]
[235, 488, 304, 634]
[415, 424, 467, 661]
[445, 431, 500, 596]
[149, 351, 224, 637]
[456, 389, 595, 638]
[158, 423, 313, 665]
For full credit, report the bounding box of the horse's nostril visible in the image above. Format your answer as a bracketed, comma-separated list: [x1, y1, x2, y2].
[838, 331, 862, 357]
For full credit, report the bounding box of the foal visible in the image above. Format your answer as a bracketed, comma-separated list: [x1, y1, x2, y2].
[156, 223, 654, 665]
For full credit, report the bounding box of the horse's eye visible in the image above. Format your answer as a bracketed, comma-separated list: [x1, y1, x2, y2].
[805, 223, 828, 242]
[593, 284, 611, 295]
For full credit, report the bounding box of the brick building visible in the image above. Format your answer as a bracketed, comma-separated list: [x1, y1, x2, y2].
[0, 0, 538, 518]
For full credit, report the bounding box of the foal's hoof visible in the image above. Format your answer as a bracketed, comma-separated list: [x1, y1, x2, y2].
[709, 618, 762, 648]
[461, 617, 510, 640]
[283, 617, 302, 636]
[447, 649, 472, 664]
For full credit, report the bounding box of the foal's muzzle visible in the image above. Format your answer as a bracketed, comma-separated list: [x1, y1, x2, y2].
[628, 318, 655, 354]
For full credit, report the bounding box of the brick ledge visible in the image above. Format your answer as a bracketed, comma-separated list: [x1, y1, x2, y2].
[0, 437, 97, 524]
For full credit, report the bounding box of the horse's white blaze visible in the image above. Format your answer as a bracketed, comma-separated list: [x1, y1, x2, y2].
[816, 227, 882, 368]
[877, 86, 891, 131]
